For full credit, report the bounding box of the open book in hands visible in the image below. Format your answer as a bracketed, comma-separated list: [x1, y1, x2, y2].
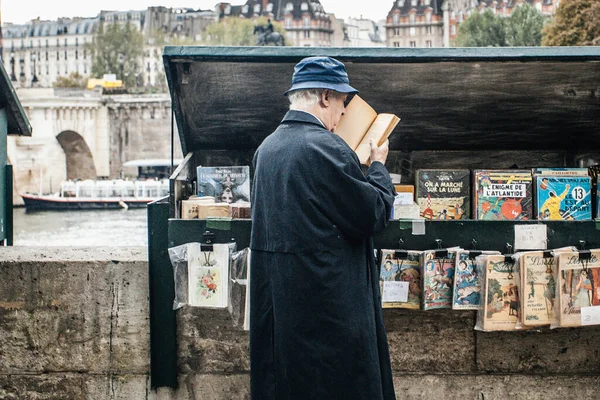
[334, 95, 400, 165]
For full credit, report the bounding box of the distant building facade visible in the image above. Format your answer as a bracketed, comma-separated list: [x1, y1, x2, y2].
[2, 8, 216, 89]
[345, 17, 386, 47]
[386, 0, 558, 48]
[385, 0, 445, 48]
[216, 0, 334, 46]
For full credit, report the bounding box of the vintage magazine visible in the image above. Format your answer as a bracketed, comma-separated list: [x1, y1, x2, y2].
[452, 250, 500, 310]
[557, 250, 600, 328]
[483, 255, 520, 331]
[519, 251, 559, 327]
[379, 249, 422, 310]
[416, 169, 470, 220]
[473, 170, 532, 220]
[196, 166, 250, 204]
[188, 243, 230, 308]
[421, 247, 460, 310]
[534, 173, 591, 221]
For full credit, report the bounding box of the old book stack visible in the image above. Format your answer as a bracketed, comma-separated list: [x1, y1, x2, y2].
[181, 165, 251, 219]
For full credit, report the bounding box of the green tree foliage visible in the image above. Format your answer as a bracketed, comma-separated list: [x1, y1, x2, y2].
[457, 10, 506, 47]
[542, 0, 600, 46]
[88, 22, 144, 88]
[53, 72, 87, 88]
[203, 16, 289, 46]
[457, 4, 546, 47]
[504, 4, 546, 46]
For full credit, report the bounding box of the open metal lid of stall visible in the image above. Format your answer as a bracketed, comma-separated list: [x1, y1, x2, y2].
[0, 60, 32, 136]
[163, 46, 600, 155]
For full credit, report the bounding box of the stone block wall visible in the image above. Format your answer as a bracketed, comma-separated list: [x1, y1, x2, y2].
[1, 247, 599, 399]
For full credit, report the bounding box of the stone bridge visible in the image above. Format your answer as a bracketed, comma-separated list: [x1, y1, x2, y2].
[8, 88, 181, 204]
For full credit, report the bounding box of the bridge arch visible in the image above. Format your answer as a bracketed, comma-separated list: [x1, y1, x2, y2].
[56, 130, 97, 180]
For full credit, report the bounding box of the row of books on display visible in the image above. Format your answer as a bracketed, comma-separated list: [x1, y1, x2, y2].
[379, 247, 600, 331]
[181, 166, 251, 219]
[394, 168, 600, 221]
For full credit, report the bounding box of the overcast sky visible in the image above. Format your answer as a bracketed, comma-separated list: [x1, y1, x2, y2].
[3, 1, 392, 25]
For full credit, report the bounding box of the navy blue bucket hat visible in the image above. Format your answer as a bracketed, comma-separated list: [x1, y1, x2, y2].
[284, 56, 359, 96]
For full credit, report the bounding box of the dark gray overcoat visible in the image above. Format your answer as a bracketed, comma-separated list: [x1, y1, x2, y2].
[250, 110, 396, 400]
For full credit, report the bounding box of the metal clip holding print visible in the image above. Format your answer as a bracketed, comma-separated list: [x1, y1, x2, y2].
[201, 231, 216, 266]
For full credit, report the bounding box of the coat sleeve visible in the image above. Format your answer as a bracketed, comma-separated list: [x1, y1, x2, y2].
[304, 135, 396, 239]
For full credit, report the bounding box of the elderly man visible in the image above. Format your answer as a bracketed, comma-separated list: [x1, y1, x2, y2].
[250, 56, 396, 400]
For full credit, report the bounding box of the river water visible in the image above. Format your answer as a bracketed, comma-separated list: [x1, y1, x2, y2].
[13, 207, 148, 246]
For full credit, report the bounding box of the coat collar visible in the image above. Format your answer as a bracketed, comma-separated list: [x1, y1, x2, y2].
[281, 110, 326, 129]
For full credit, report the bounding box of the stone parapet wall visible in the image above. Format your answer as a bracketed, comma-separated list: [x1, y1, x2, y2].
[0, 247, 599, 399]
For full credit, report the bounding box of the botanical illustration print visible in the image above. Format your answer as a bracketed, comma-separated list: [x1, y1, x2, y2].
[188, 243, 230, 308]
[198, 270, 219, 300]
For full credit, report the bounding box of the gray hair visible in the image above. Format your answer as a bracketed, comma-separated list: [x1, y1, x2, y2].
[288, 89, 325, 110]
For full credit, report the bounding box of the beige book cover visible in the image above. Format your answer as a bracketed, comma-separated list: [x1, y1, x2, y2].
[483, 255, 520, 331]
[557, 250, 600, 327]
[520, 251, 558, 327]
[334, 95, 400, 165]
[182, 197, 216, 219]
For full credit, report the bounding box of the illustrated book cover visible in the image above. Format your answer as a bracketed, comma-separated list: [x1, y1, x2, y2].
[556, 250, 600, 328]
[533, 169, 591, 221]
[415, 169, 470, 220]
[452, 250, 500, 310]
[379, 249, 422, 310]
[196, 166, 250, 204]
[482, 255, 520, 331]
[187, 243, 230, 308]
[519, 251, 560, 327]
[421, 247, 460, 310]
[473, 170, 532, 220]
[335, 95, 400, 165]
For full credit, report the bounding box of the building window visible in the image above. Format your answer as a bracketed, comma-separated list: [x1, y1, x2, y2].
[56, 51, 59, 60]
[451, 25, 456, 35]
[45, 52, 48, 61]
[410, 13, 415, 23]
[286, 2, 294, 12]
[285, 17, 291, 28]
[83, 50, 86, 59]
[409, 27, 416, 36]
[426, 12, 432, 22]
[64, 38, 67, 46]
[84, 64, 87, 74]
[411, 0, 417, 6]
[253, 4, 261, 13]
[301, 2, 309, 11]
[75, 50, 78, 60]
[304, 30, 310, 39]
[393, 13, 399, 24]
[426, 26, 432, 34]
[410, 41, 416, 47]
[45, 39, 49, 47]
[394, 27, 400, 36]
[426, 40, 432, 47]
[458, 11, 464, 21]
[304, 16, 311, 27]
[64, 51, 67, 59]
[393, 42, 400, 47]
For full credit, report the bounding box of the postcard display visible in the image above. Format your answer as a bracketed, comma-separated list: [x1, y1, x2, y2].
[168, 242, 252, 330]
